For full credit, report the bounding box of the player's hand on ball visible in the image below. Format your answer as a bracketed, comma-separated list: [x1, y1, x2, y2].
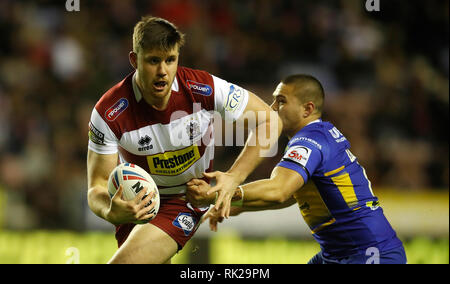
[186, 178, 216, 207]
[106, 185, 156, 225]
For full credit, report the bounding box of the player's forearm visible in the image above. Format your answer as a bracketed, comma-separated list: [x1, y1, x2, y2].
[243, 197, 296, 210]
[87, 186, 111, 221]
[227, 112, 282, 183]
[240, 179, 289, 207]
[226, 137, 263, 184]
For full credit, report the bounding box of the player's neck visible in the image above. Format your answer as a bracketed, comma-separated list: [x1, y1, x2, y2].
[143, 94, 170, 111]
[289, 115, 321, 138]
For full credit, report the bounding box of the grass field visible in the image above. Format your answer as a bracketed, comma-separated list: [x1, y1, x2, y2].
[0, 230, 447, 264]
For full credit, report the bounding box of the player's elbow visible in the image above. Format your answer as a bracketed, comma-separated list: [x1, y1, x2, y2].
[277, 191, 292, 204]
[87, 187, 98, 209]
[262, 177, 292, 204]
[266, 189, 290, 205]
[87, 186, 108, 208]
[271, 195, 290, 205]
[87, 186, 111, 220]
[87, 186, 99, 199]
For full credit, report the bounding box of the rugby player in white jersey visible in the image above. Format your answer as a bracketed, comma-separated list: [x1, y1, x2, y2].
[86, 16, 281, 264]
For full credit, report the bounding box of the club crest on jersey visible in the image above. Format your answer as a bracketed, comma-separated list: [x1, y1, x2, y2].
[186, 120, 201, 141]
[172, 213, 196, 236]
[283, 145, 312, 168]
[105, 98, 128, 121]
[186, 80, 212, 96]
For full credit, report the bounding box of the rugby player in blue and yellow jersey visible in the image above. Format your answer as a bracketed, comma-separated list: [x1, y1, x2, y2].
[186, 74, 407, 264]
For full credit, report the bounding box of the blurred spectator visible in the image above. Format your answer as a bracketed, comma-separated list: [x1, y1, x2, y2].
[0, 0, 448, 229]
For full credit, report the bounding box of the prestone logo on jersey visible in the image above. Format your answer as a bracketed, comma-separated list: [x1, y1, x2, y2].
[283, 146, 312, 168]
[105, 98, 128, 121]
[172, 213, 196, 236]
[147, 145, 201, 176]
[187, 80, 212, 96]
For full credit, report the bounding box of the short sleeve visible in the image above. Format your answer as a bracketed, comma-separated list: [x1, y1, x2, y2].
[277, 143, 323, 183]
[212, 75, 249, 122]
[88, 108, 119, 154]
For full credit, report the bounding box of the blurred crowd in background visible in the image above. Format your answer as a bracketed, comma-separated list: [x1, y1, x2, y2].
[0, 0, 448, 230]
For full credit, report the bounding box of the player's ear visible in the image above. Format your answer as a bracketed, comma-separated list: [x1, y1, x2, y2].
[304, 102, 315, 117]
[129, 51, 138, 69]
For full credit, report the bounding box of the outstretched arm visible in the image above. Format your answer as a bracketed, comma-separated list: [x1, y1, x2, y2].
[206, 91, 283, 217]
[239, 166, 305, 208]
[187, 166, 303, 209]
[188, 165, 304, 232]
[204, 196, 297, 232]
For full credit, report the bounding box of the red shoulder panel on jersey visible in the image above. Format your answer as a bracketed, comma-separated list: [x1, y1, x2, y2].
[94, 67, 216, 140]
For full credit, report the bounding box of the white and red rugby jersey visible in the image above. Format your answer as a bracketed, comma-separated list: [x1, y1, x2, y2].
[88, 66, 249, 198]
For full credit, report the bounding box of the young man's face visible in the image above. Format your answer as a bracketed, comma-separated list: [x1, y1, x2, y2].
[271, 83, 304, 136]
[132, 45, 179, 100]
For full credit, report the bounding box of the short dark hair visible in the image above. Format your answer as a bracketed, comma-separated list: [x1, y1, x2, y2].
[133, 16, 185, 53]
[282, 74, 325, 114]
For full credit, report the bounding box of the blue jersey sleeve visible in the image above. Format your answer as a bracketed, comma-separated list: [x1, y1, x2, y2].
[277, 141, 323, 183]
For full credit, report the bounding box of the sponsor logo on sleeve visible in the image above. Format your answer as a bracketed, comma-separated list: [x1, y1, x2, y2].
[88, 122, 106, 145]
[186, 80, 212, 96]
[172, 212, 196, 236]
[224, 84, 245, 113]
[282, 146, 312, 168]
[105, 98, 128, 121]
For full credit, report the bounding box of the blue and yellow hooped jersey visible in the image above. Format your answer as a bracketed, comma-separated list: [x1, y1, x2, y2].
[277, 119, 403, 258]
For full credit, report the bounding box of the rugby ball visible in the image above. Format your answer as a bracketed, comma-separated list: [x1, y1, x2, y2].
[107, 163, 160, 224]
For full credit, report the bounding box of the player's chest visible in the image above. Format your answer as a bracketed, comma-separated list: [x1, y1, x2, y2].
[118, 109, 213, 155]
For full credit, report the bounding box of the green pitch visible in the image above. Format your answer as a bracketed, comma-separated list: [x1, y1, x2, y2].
[209, 232, 449, 264]
[0, 230, 447, 264]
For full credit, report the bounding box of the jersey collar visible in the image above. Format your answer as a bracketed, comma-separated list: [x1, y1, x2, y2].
[305, 119, 322, 127]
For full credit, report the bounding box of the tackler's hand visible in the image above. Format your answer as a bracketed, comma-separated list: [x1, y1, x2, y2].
[204, 171, 241, 218]
[186, 178, 216, 207]
[201, 207, 224, 232]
